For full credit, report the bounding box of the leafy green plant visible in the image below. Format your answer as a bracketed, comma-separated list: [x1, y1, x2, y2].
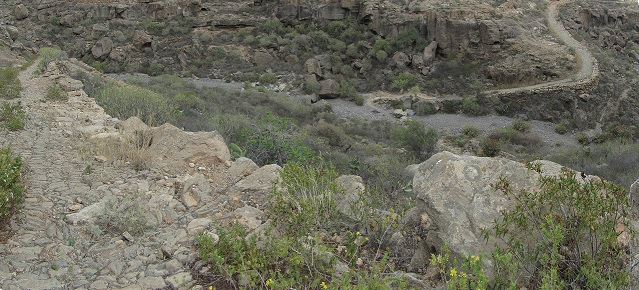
[239, 112, 315, 165]
[0, 147, 24, 225]
[576, 132, 589, 145]
[487, 163, 632, 289]
[554, 122, 568, 135]
[391, 120, 437, 159]
[462, 96, 483, 116]
[354, 95, 364, 106]
[93, 82, 179, 125]
[0, 101, 26, 131]
[46, 84, 66, 101]
[0, 67, 21, 99]
[461, 125, 481, 138]
[258, 72, 277, 85]
[228, 143, 245, 160]
[269, 160, 340, 235]
[512, 118, 532, 133]
[390, 71, 416, 93]
[430, 244, 489, 290]
[37, 47, 67, 73]
[304, 79, 321, 95]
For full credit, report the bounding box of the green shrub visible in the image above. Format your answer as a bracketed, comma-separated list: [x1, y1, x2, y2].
[239, 112, 315, 165]
[354, 95, 364, 106]
[96, 194, 151, 236]
[430, 244, 489, 290]
[390, 71, 416, 92]
[374, 49, 388, 62]
[262, 18, 284, 35]
[461, 125, 481, 138]
[0, 101, 26, 131]
[196, 158, 406, 289]
[0, 67, 21, 99]
[258, 72, 277, 85]
[554, 122, 568, 135]
[576, 132, 589, 145]
[270, 160, 340, 235]
[304, 78, 321, 95]
[0, 147, 24, 225]
[172, 91, 207, 113]
[391, 120, 437, 159]
[338, 80, 357, 98]
[93, 83, 179, 125]
[37, 47, 67, 73]
[45, 84, 66, 101]
[461, 96, 483, 116]
[480, 137, 501, 157]
[487, 164, 632, 289]
[512, 118, 532, 133]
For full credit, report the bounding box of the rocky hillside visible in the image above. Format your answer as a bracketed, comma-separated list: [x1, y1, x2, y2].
[0, 56, 637, 288]
[3, 0, 638, 137]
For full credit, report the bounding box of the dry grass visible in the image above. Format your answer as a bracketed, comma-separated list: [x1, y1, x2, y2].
[77, 129, 154, 171]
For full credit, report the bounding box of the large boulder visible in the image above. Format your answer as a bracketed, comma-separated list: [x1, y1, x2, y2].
[253, 51, 275, 66]
[318, 79, 339, 98]
[422, 41, 438, 65]
[91, 37, 113, 60]
[150, 122, 231, 169]
[304, 57, 322, 76]
[132, 30, 153, 50]
[15, 4, 29, 20]
[411, 151, 565, 269]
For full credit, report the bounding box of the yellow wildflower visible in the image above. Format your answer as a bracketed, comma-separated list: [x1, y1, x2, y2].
[265, 278, 273, 287]
[450, 268, 457, 277]
[461, 272, 467, 279]
[320, 281, 328, 289]
[356, 231, 361, 236]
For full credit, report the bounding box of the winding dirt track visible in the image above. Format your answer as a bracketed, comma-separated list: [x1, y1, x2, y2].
[328, 0, 595, 149]
[483, 0, 598, 95]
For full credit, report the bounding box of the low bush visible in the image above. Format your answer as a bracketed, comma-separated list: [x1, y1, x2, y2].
[487, 164, 632, 289]
[354, 95, 364, 106]
[0, 101, 26, 131]
[461, 96, 484, 116]
[576, 132, 589, 145]
[461, 125, 481, 138]
[480, 136, 501, 157]
[93, 82, 179, 125]
[391, 120, 437, 159]
[37, 47, 67, 73]
[554, 122, 568, 135]
[96, 193, 152, 236]
[389, 71, 416, 93]
[238, 112, 315, 165]
[197, 159, 408, 289]
[45, 84, 66, 101]
[512, 118, 531, 133]
[0, 67, 21, 99]
[0, 147, 24, 226]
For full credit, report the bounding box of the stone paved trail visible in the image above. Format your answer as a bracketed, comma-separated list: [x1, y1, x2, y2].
[0, 60, 274, 289]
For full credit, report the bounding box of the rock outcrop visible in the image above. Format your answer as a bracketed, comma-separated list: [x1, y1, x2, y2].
[408, 151, 590, 272]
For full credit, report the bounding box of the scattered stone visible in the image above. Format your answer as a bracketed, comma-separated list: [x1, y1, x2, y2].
[187, 218, 212, 234]
[229, 157, 258, 180]
[66, 201, 107, 225]
[304, 57, 322, 76]
[232, 206, 264, 230]
[137, 276, 166, 289]
[234, 164, 281, 193]
[132, 30, 153, 50]
[68, 204, 82, 212]
[122, 231, 135, 242]
[15, 4, 29, 20]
